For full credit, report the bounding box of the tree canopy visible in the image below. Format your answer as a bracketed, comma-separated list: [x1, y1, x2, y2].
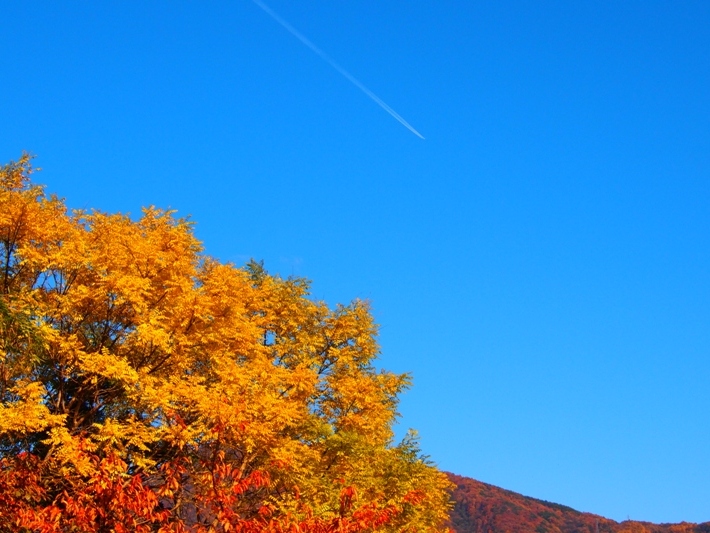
[0, 154, 451, 532]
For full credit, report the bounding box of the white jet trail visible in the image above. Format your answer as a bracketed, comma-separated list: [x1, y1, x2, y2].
[251, 0, 425, 139]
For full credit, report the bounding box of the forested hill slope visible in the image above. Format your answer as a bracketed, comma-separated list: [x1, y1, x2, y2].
[446, 473, 710, 533]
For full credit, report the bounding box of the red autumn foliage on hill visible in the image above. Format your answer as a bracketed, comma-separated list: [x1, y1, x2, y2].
[446, 473, 710, 533]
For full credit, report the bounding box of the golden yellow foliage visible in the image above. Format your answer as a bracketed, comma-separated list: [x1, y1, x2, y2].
[0, 154, 451, 532]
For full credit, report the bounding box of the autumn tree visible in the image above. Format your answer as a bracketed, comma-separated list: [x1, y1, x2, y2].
[0, 154, 451, 532]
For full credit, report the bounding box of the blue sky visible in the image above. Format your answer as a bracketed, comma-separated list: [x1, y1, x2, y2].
[2, 0, 709, 524]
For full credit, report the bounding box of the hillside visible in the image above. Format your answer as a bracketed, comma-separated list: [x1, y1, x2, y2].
[447, 473, 710, 533]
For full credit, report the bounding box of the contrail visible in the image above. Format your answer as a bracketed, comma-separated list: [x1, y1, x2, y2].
[251, 0, 425, 139]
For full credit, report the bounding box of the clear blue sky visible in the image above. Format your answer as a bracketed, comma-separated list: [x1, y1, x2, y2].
[2, 0, 709, 524]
